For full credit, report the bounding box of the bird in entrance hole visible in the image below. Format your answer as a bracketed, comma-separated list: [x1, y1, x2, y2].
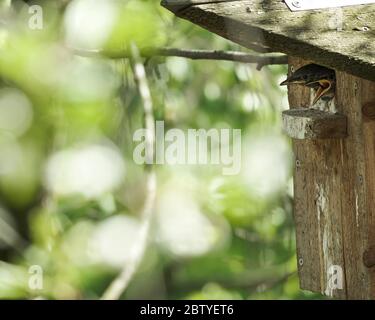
[280, 63, 336, 106]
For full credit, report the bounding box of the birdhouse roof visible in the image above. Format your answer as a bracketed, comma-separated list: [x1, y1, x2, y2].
[161, 0, 375, 81]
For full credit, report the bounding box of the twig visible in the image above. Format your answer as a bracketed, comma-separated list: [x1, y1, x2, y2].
[100, 44, 157, 300]
[73, 47, 287, 69]
[154, 48, 287, 69]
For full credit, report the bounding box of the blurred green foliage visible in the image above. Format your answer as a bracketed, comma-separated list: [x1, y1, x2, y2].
[0, 0, 323, 300]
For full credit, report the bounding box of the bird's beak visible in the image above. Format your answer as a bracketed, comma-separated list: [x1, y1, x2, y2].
[280, 79, 289, 86]
[312, 79, 332, 105]
[280, 79, 307, 86]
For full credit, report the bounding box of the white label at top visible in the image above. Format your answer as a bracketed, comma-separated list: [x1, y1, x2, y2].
[284, 0, 375, 11]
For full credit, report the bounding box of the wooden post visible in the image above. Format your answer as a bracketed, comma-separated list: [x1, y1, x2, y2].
[287, 57, 375, 299]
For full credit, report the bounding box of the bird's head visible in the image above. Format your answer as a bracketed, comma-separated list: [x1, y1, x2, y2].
[280, 63, 336, 105]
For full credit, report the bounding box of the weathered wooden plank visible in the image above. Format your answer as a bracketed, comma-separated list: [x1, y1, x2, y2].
[282, 108, 347, 139]
[359, 78, 375, 298]
[335, 72, 368, 299]
[161, 0, 375, 82]
[289, 57, 347, 298]
[289, 57, 375, 298]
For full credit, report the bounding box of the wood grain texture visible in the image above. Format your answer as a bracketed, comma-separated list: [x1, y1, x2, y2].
[161, 0, 375, 82]
[288, 58, 346, 297]
[360, 78, 375, 297]
[282, 108, 347, 139]
[289, 57, 375, 299]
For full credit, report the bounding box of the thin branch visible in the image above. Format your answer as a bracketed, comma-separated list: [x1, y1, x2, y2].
[73, 47, 287, 69]
[101, 44, 157, 300]
[154, 48, 287, 69]
[242, 42, 275, 54]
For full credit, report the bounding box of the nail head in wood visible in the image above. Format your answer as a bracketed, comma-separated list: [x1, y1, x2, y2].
[282, 108, 347, 140]
[298, 258, 304, 266]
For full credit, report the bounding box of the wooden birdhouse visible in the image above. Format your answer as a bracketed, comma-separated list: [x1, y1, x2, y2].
[161, 0, 375, 299]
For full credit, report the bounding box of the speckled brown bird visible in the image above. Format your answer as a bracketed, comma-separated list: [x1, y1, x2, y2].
[280, 63, 336, 105]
